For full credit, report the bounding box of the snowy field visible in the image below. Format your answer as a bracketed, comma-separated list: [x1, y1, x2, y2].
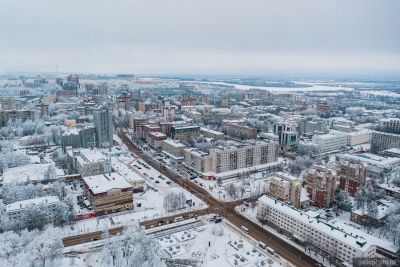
[180, 80, 355, 92]
[192, 171, 269, 202]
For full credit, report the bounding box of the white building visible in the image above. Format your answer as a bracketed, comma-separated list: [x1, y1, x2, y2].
[68, 148, 109, 177]
[312, 132, 347, 153]
[257, 195, 379, 264]
[6, 196, 60, 220]
[330, 129, 372, 146]
[162, 138, 186, 160]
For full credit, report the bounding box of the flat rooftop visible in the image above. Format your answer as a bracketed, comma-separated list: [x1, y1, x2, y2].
[83, 172, 132, 195]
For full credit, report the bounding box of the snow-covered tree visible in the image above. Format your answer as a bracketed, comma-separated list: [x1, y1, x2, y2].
[163, 192, 187, 212]
[101, 224, 166, 267]
[0, 227, 63, 267]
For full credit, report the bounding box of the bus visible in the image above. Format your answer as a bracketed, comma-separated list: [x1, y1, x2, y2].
[258, 241, 267, 249]
[240, 226, 250, 233]
[266, 247, 275, 255]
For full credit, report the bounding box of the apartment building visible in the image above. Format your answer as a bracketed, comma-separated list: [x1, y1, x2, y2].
[257, 195, 378, 264]
[299, 117, 328, 135]
[305, 165, 336, 208]
[200, 127, 225, 140]
[93, 104, 113, 148]
[171, 125, 201, 141]
[0, 109, 37, 127]
[82, 172, 134, 215]
[337, 156, 368, 196]
[184, 141, 278, 179]
[378, 118, 400, 134]
[371, 131, 400, 153]
[221, 122, 257, 139]
[268, 172, 301, 208]
[146, 131, 167, 149]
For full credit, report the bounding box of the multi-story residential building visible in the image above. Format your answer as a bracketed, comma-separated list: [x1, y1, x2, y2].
[298, 117, 328, 135]
[337, 156, 368, 196]
[162, 105, 176, 120]
[93, 105, 113, 148]
[221, 122, 257, 140]
[305, 165, 336, 208]
[0, 109, 37, 127]
[312, 132, 347, 153]
[316, 101, 332, 116]
[146, 131, 167, 149]
[61, 128, 80, 150]
[162, 139, 186, 160]
[200, 127, 225, 140]
[79, 126, 97, 148]
[220, 98, 229, 108]
[6, 196, 60, 220]
[257, 195, 382, 264]
[82, 172, 134, 215]
[329, 117, 355, 132]
[171, 125, 201, 141]
[268, 172, 301, 208]
[61, 126, 96, 150]
[378, 118, 400, 134]
[338, 153, 400, 183]
[199, 95, 208, 104]
[181, 97, 196, 106]
[184, 141, 278, 179]
[371, 131, 400, 153]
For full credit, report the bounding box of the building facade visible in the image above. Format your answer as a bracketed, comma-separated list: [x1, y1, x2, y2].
[93, 105, 113, 148]
[306, 165, 336, 208]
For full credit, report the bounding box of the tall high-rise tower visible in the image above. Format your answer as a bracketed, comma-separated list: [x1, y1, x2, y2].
[93, 104, 113, 148]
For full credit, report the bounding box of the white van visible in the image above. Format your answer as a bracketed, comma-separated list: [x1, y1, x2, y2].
[258, 241, 267, 249]
[240, 226, 250, 233]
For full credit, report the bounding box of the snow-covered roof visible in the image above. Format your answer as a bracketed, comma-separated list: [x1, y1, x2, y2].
[200, 127, 224, 136]
[2, 164, 64, 185]
[6, 196, 60, 213]
[258, 195, 374, 252]
[78, 148, 107, 163]
[83, 172, 132, 195]
[163, 138, 185, 148]
[111, 157, 144, 183]
[340, 153, 400, 168]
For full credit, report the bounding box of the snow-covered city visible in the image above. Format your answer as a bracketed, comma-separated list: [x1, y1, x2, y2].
[1, 1, 400, 267]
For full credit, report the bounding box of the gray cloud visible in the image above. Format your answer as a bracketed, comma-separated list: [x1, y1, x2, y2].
[0, 0, 399, 75]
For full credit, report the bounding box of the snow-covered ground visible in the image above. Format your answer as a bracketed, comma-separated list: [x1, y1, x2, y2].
[180, 80, 355, 92]
[192, 173, 269, 202]
[64, 217, 291, 267]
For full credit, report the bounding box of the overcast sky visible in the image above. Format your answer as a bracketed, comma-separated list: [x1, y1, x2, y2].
[0, 0, 399, 77]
